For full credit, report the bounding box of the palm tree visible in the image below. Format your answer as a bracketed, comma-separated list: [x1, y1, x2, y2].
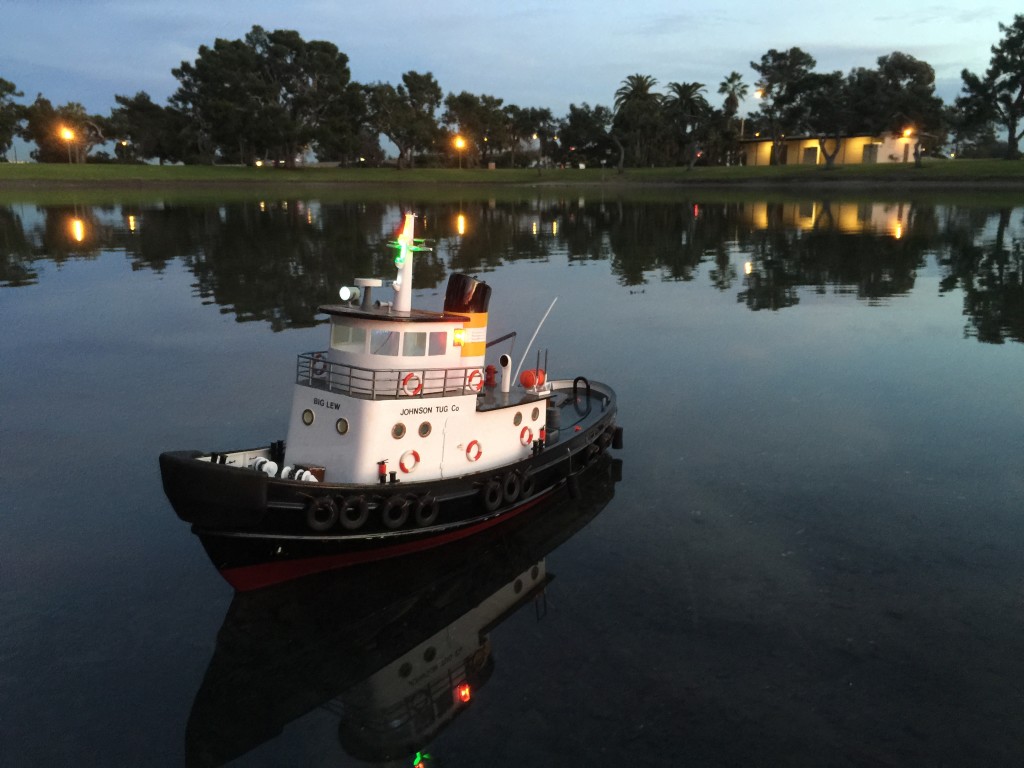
[665, 81, 709, 129]
[718, 71, 749, 118]
[664, 81, 710, 167]
[613, 74, 662, 168]
[614, 73, 660, 111]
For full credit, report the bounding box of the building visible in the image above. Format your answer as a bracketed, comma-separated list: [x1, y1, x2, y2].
[740, 131, 921, 166]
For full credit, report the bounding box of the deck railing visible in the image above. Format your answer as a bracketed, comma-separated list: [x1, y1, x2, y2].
[296, 352, 482, 400]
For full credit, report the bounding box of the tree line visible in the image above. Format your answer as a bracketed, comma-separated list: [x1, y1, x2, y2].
[1, 17, 1022, 169]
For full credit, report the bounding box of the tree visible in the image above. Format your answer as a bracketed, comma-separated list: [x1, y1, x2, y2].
[18, 96, 107, 163]
[443, 91, 508, 166]
[750, 47, 817, 164]
[663, 81, 710, 167]
[171, 36, 261, 163]
[504, 105, 554, 168]
[959, 14, 1024, 159]
[716, 72, 751, 164]
[839, 53, 944, 161]
[801, 71, 849, 167]
[108, 92, 185, 164]
[876, 52, 944, 135]
[0, 78, 23, 161]
[718, 71, 748, 118]
[557, 102, 616, 168]
[171, 25, 363, 165]
[365, 71, 442, 168]
[613, 74, 663, 168]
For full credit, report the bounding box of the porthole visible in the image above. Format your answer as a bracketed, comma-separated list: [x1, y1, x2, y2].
[399, 662, 412, 678]
[513, 578, 523, 594]
[418, 421, 432, 438]
[423, 647, 437, 663]
[392, 422, 406, 439]
[531, 565, 540, 580]
[336, 417, 349, 435]
[301, 409, 314, 426]
[531, 407, 540, 421]
[513, 412, 523, 426]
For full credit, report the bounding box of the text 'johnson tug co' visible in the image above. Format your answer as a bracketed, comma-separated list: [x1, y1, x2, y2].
[159, 213, 623, 590]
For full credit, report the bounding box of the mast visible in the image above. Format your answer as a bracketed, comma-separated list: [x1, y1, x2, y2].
[392, 212, 416, 313]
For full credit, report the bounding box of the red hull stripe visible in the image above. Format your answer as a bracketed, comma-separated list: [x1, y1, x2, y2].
[221, 489, 556, 591]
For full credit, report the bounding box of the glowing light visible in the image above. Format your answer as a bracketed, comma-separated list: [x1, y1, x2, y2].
[531, 221, 538, 236]
[456, 683, 472, 703]
[902, 128, 913, 139]
[386, 212, 430, 271]
[892, 223, 903, 240]
[551, 220, 558, 236]
[59, 126, 75, 163]
[454, 134, 466, 169]
[453, 328, 465, 347]
[127, 214, 137, 233]
[70, 218, 85, 243]
[457, 213, 466, 236]
[394, 211, 416, 266]
[744, 261, 753, 275]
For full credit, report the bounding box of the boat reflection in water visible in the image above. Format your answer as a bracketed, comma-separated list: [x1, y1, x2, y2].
[186, 453, 622, 767]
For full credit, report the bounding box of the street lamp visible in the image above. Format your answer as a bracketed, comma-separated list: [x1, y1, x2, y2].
[59, 126, 75, 164]
[454, 135, 466, 169]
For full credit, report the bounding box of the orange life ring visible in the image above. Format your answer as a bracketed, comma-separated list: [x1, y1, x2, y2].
[400, 449, 420, 473]
[402, 372, 422, 396]
[312, 353, 327, 376]
[466, 440, 482, 462]
[520, 426, 533, 446]
[467, 369, 484, 392]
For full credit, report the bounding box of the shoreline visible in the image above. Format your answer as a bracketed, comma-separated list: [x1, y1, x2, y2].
[3, 161, 1024, 204]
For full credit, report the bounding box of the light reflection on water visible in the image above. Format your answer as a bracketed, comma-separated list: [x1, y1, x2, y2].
[1, 196, 1023, 766]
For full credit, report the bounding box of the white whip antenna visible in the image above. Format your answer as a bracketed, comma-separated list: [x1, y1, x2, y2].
[514, 297, 558, 381]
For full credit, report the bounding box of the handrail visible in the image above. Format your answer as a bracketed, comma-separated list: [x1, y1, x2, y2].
[295, 351, 482, 400]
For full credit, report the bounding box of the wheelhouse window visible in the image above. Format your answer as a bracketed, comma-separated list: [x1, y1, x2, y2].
[429, 331, 447, 355]
[371, 329, 400, 356]
[331, 322, 367, 352]
[403, 331, 427, 356]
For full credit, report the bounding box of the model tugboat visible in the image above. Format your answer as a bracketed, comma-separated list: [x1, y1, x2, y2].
[159, 213, 622, 591]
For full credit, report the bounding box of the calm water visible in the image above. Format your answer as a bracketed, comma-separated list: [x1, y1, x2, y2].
[2, 194, 1024, 766]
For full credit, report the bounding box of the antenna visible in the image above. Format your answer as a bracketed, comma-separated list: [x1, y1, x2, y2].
[513, 297, 557, 381]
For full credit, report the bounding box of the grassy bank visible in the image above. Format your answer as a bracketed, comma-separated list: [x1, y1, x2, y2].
[2, 159, 1023, 206]
[2, 158, 1023, 186]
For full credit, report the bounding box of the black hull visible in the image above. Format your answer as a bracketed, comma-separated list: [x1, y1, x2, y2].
[160, 397, 620, 590]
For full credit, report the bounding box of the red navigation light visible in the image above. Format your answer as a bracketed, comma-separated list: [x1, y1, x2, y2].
[456, 683, 472, 703]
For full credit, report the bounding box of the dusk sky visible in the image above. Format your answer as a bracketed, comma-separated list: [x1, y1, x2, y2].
[3, 1, 1020, 135]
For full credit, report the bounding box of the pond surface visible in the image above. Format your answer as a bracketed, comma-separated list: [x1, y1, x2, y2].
[2, 193, 1024, 766]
